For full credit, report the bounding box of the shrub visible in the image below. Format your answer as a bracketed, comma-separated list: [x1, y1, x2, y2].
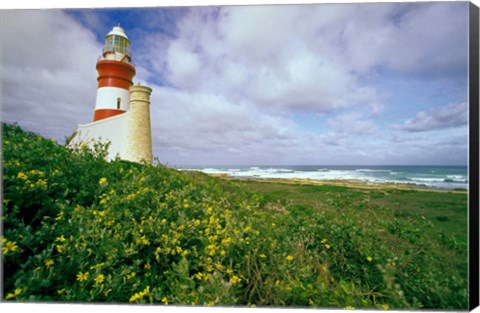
[1, 123, 467, 309]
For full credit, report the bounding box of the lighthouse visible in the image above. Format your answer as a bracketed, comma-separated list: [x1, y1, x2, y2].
[68, 25, 154, 164]
[93, 25, 136, 121]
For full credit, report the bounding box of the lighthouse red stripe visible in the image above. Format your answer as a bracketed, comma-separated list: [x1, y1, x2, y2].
[93, 109, 126, 121]
[96, 60, 135, 89]
[98, 76, 132, 89]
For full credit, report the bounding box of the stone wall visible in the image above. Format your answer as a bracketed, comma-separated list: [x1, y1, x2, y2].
[125, 84, 153, 164]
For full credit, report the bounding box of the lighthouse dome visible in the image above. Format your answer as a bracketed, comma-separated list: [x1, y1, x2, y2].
[106, 25, 129, 40]
[103, 25, 131, 62]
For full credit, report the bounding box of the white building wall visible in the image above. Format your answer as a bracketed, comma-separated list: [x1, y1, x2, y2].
[95, 87, 130, 110]
[69, 112, 130, 161]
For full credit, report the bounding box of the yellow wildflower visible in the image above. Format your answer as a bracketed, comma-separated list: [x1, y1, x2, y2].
[55, 211, 64, 221]
[144, 263, 151, 270]
[129, 286, 150, 303]
[36, 179, 48, 187]
[56, 245, 64, 253]
[5, 288, 22, 300]
[45, 259, 54, 268]
[286, 255, 294, 261]
[17, 172, 28, 180]
[206, 264, 214, 273]
[76, 271, 89, 282]
[126, 272, 136, 279]
[344, 306, 355, 309]
[325, 244, 331, 249]
[55, 235, 66, 242]
[99, 196, 110, 205]
[162, 297, 168, 304]
[381, 304, 389, 310]
[367, 256, 373, 262]
[98, 177, 108, 185]
[2, 240, 18, 254]
[94, 274, 105, 284]
[207, 301, 215, 306]
[221, 237, 231, 245]
[140, 236, 150, 245]
[230, 275, 241, 285]
[260, 254, 267, 258]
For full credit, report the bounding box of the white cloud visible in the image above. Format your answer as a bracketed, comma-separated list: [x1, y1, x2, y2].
[327, 112, 377, 136]
[161, 5, 388, 116]
[307, 2, 468, 77]
[395, 102, 468, 132]
[381, 3, 468, 77]
[137, 3, 468, 164]
[1, 10, 102, 140]
[166, 41, 201, 89]
[1, 3, 468, 166]
[149, 86, 302, 164]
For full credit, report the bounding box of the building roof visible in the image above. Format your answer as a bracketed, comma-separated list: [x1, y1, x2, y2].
[106, 25, 129, 40]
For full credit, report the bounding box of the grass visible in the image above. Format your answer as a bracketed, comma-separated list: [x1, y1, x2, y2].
[221, 178, 468, 245]
[1, 123, 469, 309]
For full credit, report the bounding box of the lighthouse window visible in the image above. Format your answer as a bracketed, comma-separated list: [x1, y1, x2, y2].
[105, 35, 130, 56]
[116, 98, 121, 109]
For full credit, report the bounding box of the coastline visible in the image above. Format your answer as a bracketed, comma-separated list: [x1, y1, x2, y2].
[202, 172, 468, 193]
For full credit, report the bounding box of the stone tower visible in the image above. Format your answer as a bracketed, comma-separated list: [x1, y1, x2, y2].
[125, 83, 153, 163]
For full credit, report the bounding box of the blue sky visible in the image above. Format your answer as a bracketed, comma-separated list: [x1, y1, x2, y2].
[1, 1, 472, 166]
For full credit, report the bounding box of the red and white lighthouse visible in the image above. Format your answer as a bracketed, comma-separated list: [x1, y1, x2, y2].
[70, 25, 154, 164]
[93, 25, 136, 121]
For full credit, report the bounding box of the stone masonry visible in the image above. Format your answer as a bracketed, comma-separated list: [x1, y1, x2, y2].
[125, 83, 153, 163]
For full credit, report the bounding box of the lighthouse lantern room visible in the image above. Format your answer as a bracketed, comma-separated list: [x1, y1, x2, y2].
[93, 25, 136, 122]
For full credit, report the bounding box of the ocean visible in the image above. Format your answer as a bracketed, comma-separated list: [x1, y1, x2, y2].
[176, 165, 469, 190]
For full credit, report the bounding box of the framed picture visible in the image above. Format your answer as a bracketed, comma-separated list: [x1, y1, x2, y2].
[1, 0, 479, 312]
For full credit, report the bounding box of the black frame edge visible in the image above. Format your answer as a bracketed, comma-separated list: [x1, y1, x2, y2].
[469, 1, 480, 311]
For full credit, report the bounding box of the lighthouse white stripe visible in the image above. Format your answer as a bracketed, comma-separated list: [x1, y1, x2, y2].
[94, 87, 130, 111]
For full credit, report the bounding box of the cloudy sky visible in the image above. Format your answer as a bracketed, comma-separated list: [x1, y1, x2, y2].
[1, 1, 472, 166]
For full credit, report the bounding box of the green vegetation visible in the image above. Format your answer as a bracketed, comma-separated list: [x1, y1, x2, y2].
[2, 123, 468, 309]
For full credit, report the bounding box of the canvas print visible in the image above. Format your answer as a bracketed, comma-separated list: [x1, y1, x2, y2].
[1, 1, 477, 310]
